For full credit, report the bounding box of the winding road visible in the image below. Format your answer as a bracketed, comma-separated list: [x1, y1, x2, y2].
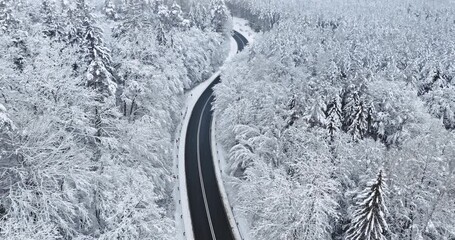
[184, 31, 249, 240]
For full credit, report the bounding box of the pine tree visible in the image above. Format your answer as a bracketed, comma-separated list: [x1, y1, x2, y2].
[83, 21, 116, 97]
[366, 102, 377, 139]
[210, 0, 230, 33]
[0, 0, 18, 33]
[40, 0, 64, 40]
[326, 95, 342, 142]
[169, 3, 185, 27]
[66, 0, 90, 46]
[71, 0, 117, 97]
[156, 22, 167, 46]
[308, 97, 327, 128]
[443, 106, 455, 130]
[343, 91, 369, 141]
[346, 170, 388, 240]
[283, 94, 301, 129]
[112, 0, 153, 39]
[157, 2, 170, 27]
[103, 0, 117, 20]
[0, 103, 14, 132]
[189, 2, 210, 30]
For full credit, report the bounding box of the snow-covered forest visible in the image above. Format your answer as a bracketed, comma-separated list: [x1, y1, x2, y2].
[1, 0, 455, 239]
[215, 0, 455, 239]
[0, 0, 230, 238]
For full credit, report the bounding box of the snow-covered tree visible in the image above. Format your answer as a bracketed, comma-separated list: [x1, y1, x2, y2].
[0, 0, 18, 33]
[189, 2, 210, 30]
[112, 0, 152, 39]
[308, 97, 327, 128]
[83, 22, 117, 97]
[343, 91, 370, 141]
[214, 1, 455, 239]
[40, 0, 64, 39]
[103, 0, 117, 20]
[0, 103, 14, 133]
[326, 95, 342, 142]
[210, 0, 230, 33]
[169, 3, 185, 27]
[346, 170, 388, 240]
[0, 0, 226, 238]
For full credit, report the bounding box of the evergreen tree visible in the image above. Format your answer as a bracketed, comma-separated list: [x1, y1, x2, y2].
[156, 2, 188, 29]
[346, 170, 389, 240]
[343, 91, 369, 141]
[443, 106, 455, 130]
[210, 0, 230, 33]
[366, 102, 377, 139]
[40, 0, 64, 40]
[156, 22, 167, 45]
[0, 0, 18, 33]
[189, 2, 210, 30]
[308, 97, 327, 128]
[284, 94, 301, 129]
[103, 0, 117, 20]
[326, 95, 342, 142]
[83, 20, 116, 97]
[112, 0, 153, 39]
[169, 2, 185, 27]
[70, 0, 117, 97]
[0, 103, 14, 132]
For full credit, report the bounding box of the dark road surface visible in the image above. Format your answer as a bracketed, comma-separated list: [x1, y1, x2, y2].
[185, 31, 248, 240]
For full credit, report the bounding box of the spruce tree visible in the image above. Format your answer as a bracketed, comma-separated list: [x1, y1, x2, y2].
[71, 0, 116, 97]
[0, 0, 18, 33]
[326, 95, 342, 142]
[346, 170, 389, 240]
[103, 0, 117, 20]
[308, 97, 327, 128]
[41, 0, 64, 40]
[343, 91, 369, 141]
[0, 103, 13, 132]
[443, 106, 455, 130]
[169, 3, 185, 27]
[189, 2, 209, 30]
[210, 0, 229, 33]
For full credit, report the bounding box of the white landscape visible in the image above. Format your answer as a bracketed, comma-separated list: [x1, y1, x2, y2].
[0, 0, 454, 240]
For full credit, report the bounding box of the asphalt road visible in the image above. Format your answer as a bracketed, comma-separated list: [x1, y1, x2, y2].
[185, 31, 248, 240]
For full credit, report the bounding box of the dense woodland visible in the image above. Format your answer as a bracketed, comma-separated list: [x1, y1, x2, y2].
[0, 0, 230, 238]
[215, 0, 455, 239]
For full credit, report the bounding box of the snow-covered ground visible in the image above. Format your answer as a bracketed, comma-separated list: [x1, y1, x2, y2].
[233, 17, 258, 44]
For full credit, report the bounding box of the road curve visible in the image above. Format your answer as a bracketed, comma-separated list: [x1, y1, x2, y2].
[185, 31, 249, 240]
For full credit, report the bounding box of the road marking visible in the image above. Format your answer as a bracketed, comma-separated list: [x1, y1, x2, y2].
[197, 93, 217, 240]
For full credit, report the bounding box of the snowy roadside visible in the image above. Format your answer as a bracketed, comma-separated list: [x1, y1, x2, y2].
[211, 20, 258, 240]
[233, 17, 258, 44]
[173, 34, 238, 240]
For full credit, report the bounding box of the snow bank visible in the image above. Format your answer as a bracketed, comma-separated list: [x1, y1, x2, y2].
[233, 17, 258, 44]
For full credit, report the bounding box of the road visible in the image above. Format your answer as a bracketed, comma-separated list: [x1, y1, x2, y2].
[185, 31, 249, 240]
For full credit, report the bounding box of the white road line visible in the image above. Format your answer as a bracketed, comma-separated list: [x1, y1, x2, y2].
[197, 93, 217, 240]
